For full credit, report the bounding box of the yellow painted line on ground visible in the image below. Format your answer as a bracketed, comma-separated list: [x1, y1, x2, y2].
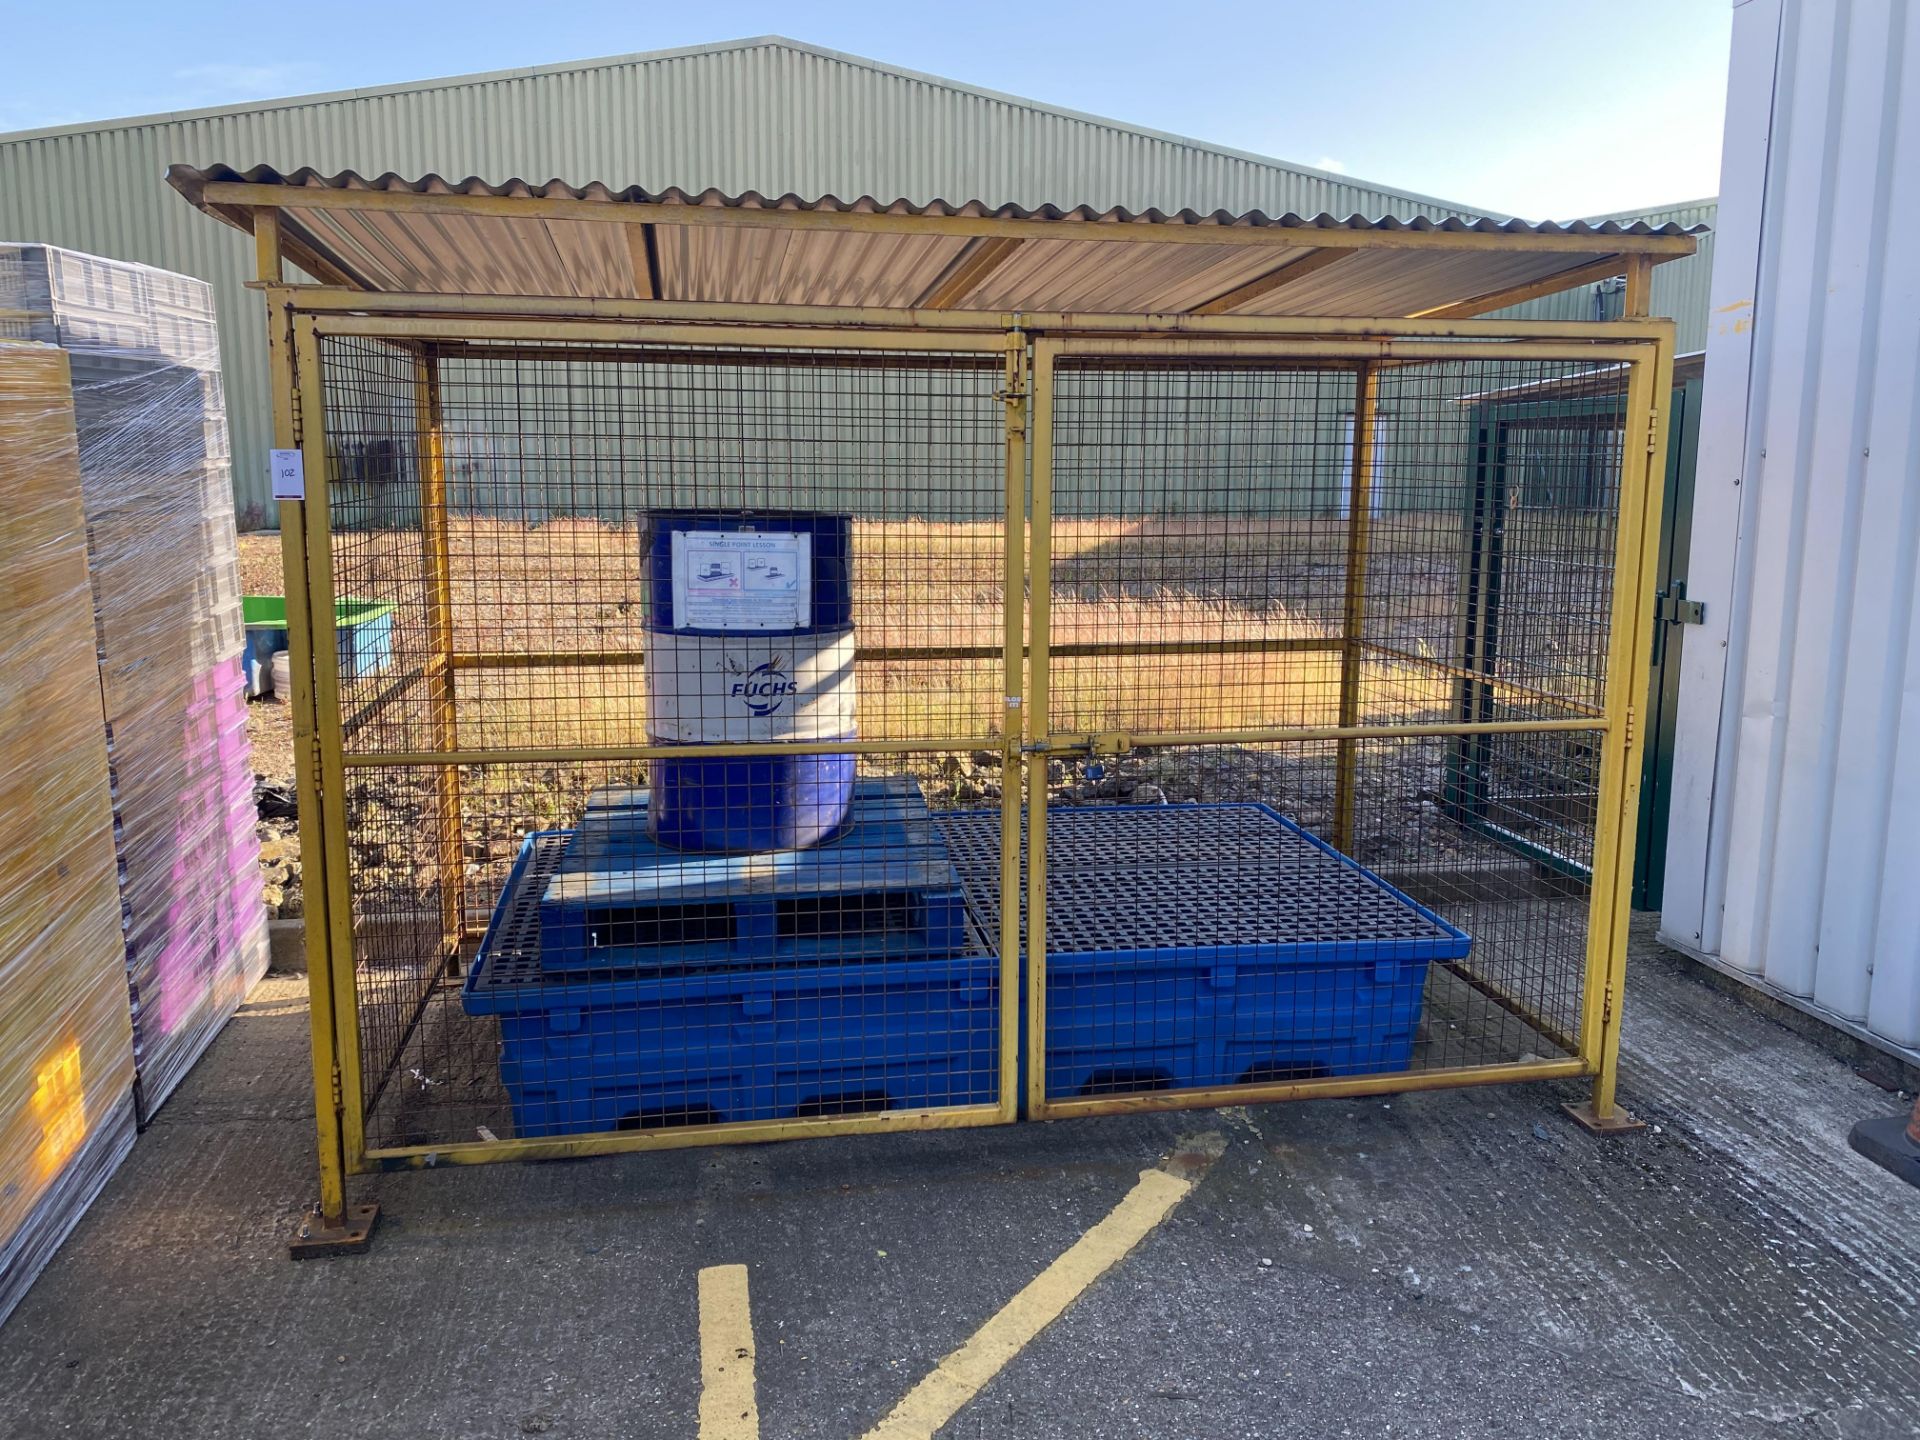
[697, 1264, 759, 1440]
[859, 1165, 1198, 1440]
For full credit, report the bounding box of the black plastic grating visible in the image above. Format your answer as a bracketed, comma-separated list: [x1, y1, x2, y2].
[936, 805, 1453, 953]
[472, 833, 992, 991]
[940, 805, 1290, 874]
[481, 809, 1451, 986]
[475, 834, 568, 990]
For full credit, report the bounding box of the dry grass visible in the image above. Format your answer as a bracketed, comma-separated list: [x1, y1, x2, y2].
[241, 511, 1595, 777]
[323, 517, 1471, 750]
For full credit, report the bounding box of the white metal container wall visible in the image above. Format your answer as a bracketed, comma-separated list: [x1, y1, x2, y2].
[0, 37, 1483, 526]
[1661, 0, 1920, 1059]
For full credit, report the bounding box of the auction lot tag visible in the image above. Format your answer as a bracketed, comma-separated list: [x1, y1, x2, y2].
[270, 448, 306, 500]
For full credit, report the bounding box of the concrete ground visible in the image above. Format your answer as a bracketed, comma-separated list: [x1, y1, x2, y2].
[3, 920, 1918, 1440]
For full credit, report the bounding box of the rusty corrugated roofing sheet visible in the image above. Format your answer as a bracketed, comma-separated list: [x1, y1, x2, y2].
[168, 164, 1702, 318]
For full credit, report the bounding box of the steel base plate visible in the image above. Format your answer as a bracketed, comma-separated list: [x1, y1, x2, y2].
[1561, 1100, 1646, 1135]
[1847, 1113, 1920, 1189]
[288, 1202, 380, 1259]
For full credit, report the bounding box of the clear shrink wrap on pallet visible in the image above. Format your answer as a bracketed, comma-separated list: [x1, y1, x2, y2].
[0, 244, 268, 1124]
[0, 341, 139, 1325]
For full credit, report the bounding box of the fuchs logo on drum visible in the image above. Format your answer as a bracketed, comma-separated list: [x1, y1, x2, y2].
[726, 655, 797, 716]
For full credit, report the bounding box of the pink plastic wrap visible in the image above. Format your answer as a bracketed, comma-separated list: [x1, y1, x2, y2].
[0, 244, 269, 1124]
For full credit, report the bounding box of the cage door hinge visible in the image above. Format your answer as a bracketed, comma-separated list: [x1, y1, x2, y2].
[1602, 983, 1616, 1028]
[1645, 407, 1661, 455]
[329, 1063, 344, 1111]
[1622, 707, 1637, 753]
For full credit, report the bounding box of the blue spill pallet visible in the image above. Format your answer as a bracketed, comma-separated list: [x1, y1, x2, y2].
[461, 793, 1470, 1137]
[935, 804, 1472, 1100]
[461, 829, 999, 1136]
[537, 777, 971, 972]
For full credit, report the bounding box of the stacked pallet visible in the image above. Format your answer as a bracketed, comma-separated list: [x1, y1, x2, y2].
[0, 245, 267, 1122]
[0, 342, 139, 1324]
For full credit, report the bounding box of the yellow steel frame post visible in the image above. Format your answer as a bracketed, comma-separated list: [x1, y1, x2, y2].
[1623, 255, 1654, 325]
[1025, 339, 1057, 1118]
[1332, 360, 1379, 853]
[267, 290, 347, 1234]
[412, 349, 465, 965]
[267, 279, 376, 1250]
[254, 211, 283, 287]
[998, 330, 1028, 1121]
[1569, 325, 1675, 1134]
[291, 317, 369, 1174]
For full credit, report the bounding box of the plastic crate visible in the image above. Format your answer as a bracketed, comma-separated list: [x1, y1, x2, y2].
[241, 595, 393, 696]
[461, 830, 998, 1136]
[538, 777, 971, 971]
[935, 804, 1472, 1099]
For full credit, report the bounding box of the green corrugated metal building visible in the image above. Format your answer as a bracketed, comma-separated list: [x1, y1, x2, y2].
[0, 34, 1715, 526]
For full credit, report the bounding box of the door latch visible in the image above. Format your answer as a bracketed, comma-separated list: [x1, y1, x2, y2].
[1654, 580, 1705, 626]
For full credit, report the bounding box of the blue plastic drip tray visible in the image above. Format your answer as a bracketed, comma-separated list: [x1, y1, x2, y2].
[934, 804, 1473, 1098]
[457, 795, 1475, 1134]
[460, 828, 999, 1135]
[934, 803, 1468, 954]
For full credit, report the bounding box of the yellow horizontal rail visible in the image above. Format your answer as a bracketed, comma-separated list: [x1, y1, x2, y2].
[280, 285, 1678, 344]
[363, 1102, 1008, 1168]
[1039, 716, 1606, 753]
[450, 650, 646, 671]
[210, 182, 1698, 256]
[339, 736, 999, 768]
[313, 314, 1009, 350]
[404, 341, 1004, 371]
[444, 634, 1343, 671]
[1036, 1056, 1590, 1120]
[343, 714, 1604, 768]
[1050, 338, 1655, 363]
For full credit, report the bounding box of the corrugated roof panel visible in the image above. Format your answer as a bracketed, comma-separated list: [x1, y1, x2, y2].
[173, 160, 1709, 237]
[660, 224, 965, 307]
[540, 219, 642, 301]
[173, 165, 1699, 319]
[962, 239, 1304, 313]
[1261, 247, 1598, 318]
[764, 227, 966, 308]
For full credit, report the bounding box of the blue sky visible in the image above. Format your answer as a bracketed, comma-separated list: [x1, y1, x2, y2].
[4, 0, 1733, 219]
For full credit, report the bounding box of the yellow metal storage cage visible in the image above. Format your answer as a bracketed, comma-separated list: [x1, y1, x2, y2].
[172, 167, 1691, 1245]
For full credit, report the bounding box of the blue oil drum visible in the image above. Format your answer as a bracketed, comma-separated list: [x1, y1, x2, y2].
[642, 511, 856, 851]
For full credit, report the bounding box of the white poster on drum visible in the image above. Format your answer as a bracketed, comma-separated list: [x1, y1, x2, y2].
[670, 529, 812, 630]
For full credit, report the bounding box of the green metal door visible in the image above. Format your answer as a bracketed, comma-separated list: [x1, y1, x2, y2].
[1631, 376, 1701, 911]
[1443, 366, 1701, 913]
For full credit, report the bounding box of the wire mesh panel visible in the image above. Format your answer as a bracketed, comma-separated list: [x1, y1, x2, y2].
[310, 331, 1017, 1154]
[1031, 349, 1633, 1109]
[295, 315, 1659, 1162]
